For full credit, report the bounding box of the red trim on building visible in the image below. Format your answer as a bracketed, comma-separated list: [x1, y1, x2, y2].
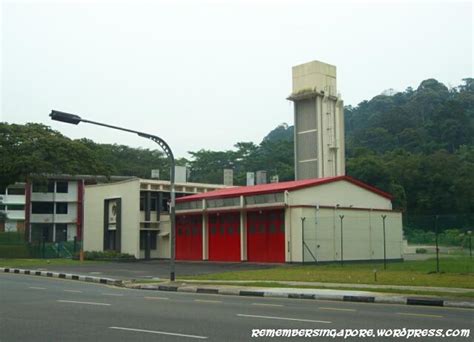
[289, 205, 402, 213]
[176, 176, 393, 202]
[77, 180, 84, 241]
[24, 181, 31, 241]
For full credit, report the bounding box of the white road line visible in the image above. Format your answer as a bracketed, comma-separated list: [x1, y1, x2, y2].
[251, 303, 284, 307]
[237, 314, 331, 324]
[144, 296, 169, 300]
[396, 312, 443, 318]
[64, 290, 82, 293]
[194, 299, 222, 304]
[57, 300, 110, 306]
[102, 293, 124, 297]
[109, 327, 208, 339]
[29, 287, 46, 290]
[319, 307, 356, 312]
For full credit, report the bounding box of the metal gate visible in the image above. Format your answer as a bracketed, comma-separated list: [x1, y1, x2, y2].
[247, 209, 285, 263]
[208, 212, 240, 261]
[176, 214, 202, 260]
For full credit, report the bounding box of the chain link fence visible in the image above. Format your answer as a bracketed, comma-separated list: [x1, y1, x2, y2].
[301, 212, 402, 266]
[301, 212, 473, 272]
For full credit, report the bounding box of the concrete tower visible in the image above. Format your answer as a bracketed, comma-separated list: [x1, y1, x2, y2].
[288, 60, 345, 180]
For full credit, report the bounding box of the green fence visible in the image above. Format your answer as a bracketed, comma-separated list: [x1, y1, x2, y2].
[0, 232, 81, 259]
[403, 214, 473, 252]
[0, 232, 30, 258]
[29, 240, 80, 259]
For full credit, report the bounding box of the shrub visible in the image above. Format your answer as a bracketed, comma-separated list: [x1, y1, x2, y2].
[416, 248, 427, 254]
[0, 245, 30, 258]
[77, 250, 136, 261]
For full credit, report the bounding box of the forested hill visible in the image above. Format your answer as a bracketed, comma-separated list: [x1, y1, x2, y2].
[1, 78, 473, 216]
[263, 78, 474, 215]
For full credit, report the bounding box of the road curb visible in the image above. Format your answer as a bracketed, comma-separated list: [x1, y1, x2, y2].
[3, 268, 472, 309]
[128, 283, 474, 309]
[0, 267, 122, 286]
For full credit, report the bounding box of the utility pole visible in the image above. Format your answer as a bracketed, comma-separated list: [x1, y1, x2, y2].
[381, 215, 387, 270]
[339, 215, 344, 267]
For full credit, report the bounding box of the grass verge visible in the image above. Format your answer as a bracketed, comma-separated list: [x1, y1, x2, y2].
[0, 258, 101, 268]
[181, 257, 474, 289]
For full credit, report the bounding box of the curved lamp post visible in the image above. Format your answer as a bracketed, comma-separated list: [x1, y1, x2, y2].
[50, 110, 177, 281]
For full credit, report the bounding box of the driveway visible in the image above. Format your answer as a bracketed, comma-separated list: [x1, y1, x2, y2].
[32, 260, 282, 280]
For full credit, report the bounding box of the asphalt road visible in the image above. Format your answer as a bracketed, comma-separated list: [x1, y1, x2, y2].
[0, 273, 472, 341]
[33, 260, 279, 280]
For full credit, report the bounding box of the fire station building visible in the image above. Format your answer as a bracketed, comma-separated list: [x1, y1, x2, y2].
[175, 176, 403, 263]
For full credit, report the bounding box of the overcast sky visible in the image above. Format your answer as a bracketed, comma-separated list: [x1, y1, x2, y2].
[1, 0, 472, 158]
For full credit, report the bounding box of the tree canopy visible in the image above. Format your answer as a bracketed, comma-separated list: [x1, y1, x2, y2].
[1, 78, 472, 217]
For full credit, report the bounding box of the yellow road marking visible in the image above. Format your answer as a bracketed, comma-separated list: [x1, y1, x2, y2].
[251, 303, 284, 307]
[194, 299, 222, 304]
[319, 307, 356, 312]
[397, 312, 443, 318]
[144, 296, 169, 300]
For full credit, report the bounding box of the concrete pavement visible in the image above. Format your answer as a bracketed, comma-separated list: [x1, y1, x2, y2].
[1, 273, 472, 341]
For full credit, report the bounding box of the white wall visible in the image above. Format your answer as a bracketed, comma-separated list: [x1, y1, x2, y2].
[84, 179, 141, 258]
[288, 207, 403, 263]
[288, 180, 392, 210]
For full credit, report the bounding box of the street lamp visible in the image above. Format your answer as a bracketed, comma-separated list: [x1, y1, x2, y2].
[50, 110, 177, 281]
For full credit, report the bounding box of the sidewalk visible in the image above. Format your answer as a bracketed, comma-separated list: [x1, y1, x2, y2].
[127, 281, 474, 309]
[176, 279, 473, 294]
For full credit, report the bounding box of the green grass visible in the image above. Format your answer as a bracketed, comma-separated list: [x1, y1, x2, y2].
[175, 281, 474, 300]
[0, 258, 102, 268]
[183, 257, 474, 289]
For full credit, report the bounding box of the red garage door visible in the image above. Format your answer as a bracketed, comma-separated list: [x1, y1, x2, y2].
[176, 214, 202, 260]
[208, 212, 241, 261]
[247, 209, 285, 263]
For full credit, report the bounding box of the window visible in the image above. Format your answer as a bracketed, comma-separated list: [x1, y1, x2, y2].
[7, 187, 25, 195]
[140, 193, 160, 212]
[31, 223, 53, 242]
[56, 202, 68, 214]
[150, 197, 157, 211]
[32, 181, 55, 193]
[56, 181, 68, 193]
[140, 231, 157, 250]
[0, 205, 5, 211]
[7, 204, 25, 211]
[32, 202, 54, 214]
[207, 197, 239, 208]
[55, 224, 67, 242]
[269, 223, 276, 233]
[245, 192, 284, 205]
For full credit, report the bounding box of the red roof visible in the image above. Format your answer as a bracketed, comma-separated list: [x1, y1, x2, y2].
[176, 175, 393, 202]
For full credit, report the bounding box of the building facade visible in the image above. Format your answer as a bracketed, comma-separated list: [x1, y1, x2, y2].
[288, 60, 345, 180]
[0, 183, 26, 233]
[25, 177, 85, 243]
[175, 176, 403, 263]
[83, 179, 228, 259]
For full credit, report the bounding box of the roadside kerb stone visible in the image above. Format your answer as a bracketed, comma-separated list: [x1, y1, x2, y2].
[1, 267, 122, 286]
